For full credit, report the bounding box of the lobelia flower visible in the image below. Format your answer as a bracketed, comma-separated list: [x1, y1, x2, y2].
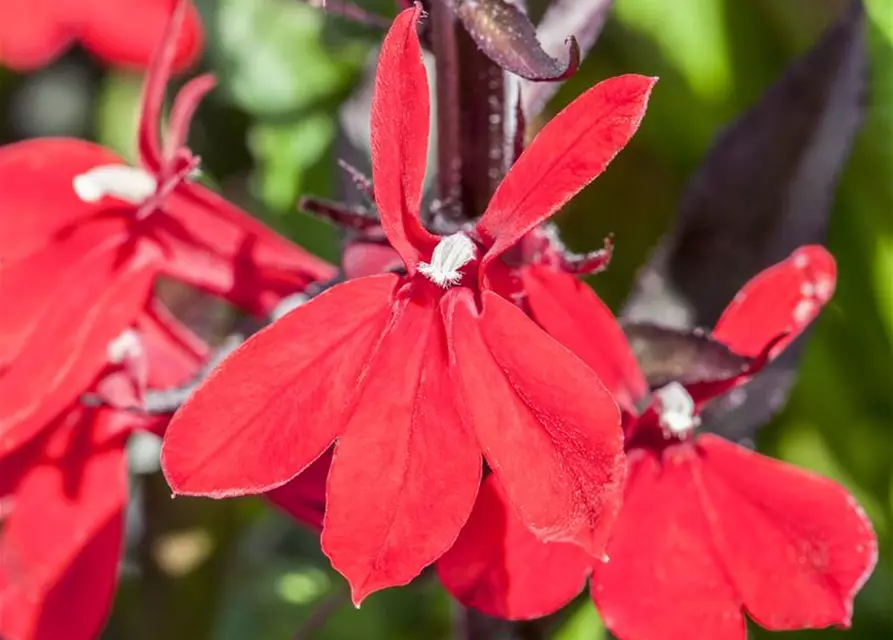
[0, 301, 206, 640]
[438, 246, 878, 639]
[0, 0, 202, 71]
[161, 5, 656, 604]
[0, 0, 334, 461]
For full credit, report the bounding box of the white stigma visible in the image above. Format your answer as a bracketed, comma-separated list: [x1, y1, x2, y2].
[418, 232, 477, 288]
[654, 381, 699, 436]
[107, 328, 143, 364]
[73, 164, 157, 205]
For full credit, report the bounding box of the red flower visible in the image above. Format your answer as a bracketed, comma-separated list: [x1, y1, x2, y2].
[0, 0, 334, 461]
[438, 246, 878, 639]
[161, 5, 655, 604]
[0, 0, 202, 71]
[0, 302, 205, 640]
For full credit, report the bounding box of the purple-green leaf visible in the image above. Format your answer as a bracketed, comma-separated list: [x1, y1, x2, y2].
[623, 0, 867, 439]
[449, 0, 580, 81]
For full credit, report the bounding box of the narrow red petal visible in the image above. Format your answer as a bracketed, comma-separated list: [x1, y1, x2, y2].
[370, 5, 438, 272]
[164, 73, 216, 160]
[0, 139, 124, 265]
[138, 300, 208, 389]
[0, 240, 156, 456]
[82, 0, 204, 71]
[0, 0, 73, 70]
[446, 289, 623, 557]
[477, 75, 656, 265]
[592, 449, 745, 640]
[161, 275, 398, 497]
[159, 185, 337, 316]
[696, 434, 877, 631]
[323, 284, 481, 604]
[522, 265, 648, 414]
[437, 474, 591, 620]
[133, 0, 200, 170]
[0, 409, 128, 640]
[713, 245, 836, 358]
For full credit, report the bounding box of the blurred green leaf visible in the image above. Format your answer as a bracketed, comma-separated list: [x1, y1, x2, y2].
[95, 71, 143, 162]
[248, 112, 336, 213]
[552, 601, 605, 640]
[614, 0, 732, 101]
[213, 0, 365, 117]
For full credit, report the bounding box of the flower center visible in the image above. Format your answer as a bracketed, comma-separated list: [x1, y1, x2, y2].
[418, 232, 477, 288]
[654, 381, 699, 436]
[73, 164, 158, 205]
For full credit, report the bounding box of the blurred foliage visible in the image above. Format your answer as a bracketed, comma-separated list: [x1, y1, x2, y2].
[1, 0, 891, 638]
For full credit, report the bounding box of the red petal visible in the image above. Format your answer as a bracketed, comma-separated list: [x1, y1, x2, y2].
[0, 0, 73, 70]
[0, 139, 123, 265]
[437, 474, 590, 620]
[161, 275, 398, 497]
[522, 265, 647, 414]
[713, 245, 836, 358]
[370, 5, 438, 272]
[81, 0, 203, 72]
[267, 450, 331, 533]
[0, 409, 128, 640]
[323, 283, 480, 604]
[138, 300, 208, 389]
[477, 75, 656, 265]
[696, 434, 877, 631]
[164, 73, 217, 160]
[0, 237, 156, 456]
[445, 289, 624, 557]
[133, 0, 202, 170]
[342, 240, 403, 279]
[158, 185, 337, 316]
[592, 449, 745, 640]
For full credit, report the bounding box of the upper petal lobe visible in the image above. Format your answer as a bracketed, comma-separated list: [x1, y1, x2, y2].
[370, 5, 438, 271]
[477, 75, 656, 265]
[713, 245, 836, 358]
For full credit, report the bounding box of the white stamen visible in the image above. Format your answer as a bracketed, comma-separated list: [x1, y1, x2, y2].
[73, 164, 157, 205]
[107, 329, 143, 364]
[654, 381, 699, 436]
[418, 232, 477, 288]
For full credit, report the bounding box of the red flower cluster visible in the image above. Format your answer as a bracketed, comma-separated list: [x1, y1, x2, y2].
[0, 304, 206, 639]
[0, 2, 332, 637]
[0, 0, 202, 71]
[439, 247, 878, 638]
[0, 2, 878, 639]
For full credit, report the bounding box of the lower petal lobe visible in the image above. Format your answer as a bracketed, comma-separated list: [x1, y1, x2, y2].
[323, 286, 481, 604]
[161, 274, 398, 497]
[446, 289, 623, 558]
[696, 434, 877, 631]
[437, 474, 591, 620]
[592, 448, 745, 640]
